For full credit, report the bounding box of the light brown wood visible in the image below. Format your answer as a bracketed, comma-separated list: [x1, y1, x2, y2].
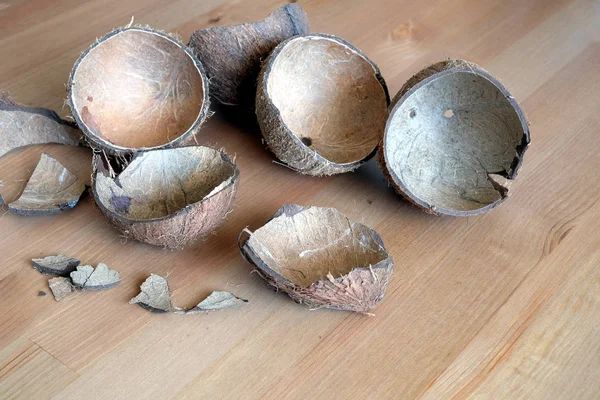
[0, 0, 599, 399]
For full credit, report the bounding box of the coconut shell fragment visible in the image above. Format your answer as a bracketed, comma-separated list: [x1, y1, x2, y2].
[92, 146, 239, 249]
[256, 34, 389, 175]
[48, 277, 75, 301]
[67, 26, 210, 154]
[32, 255, 80, 276]
[70, 263, 120, 290]
[240, 204, 394, 313]
[0, 91, 83, 159]
[174, 291, 248, 315]
[380, 59, 530, 216]
[8, 153, 86, 215]
[188, 3, 309, 106]
[129, 274, 172, 313]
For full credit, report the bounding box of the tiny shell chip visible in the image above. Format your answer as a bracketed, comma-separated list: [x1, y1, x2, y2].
[240, 204, 394, 313]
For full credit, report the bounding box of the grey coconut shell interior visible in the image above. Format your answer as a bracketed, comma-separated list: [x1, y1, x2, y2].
[93, 146, 239, 249]
[381, 60, 530, 216]
[241, 204, 394, 313]
[68, 27, 209, 153]
[256, 34, 390, 176]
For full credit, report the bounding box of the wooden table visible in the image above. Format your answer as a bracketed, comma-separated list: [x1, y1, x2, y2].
[1, 0, 599, 398]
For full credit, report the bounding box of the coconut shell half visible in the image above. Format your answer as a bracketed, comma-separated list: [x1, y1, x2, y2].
[188, 3, 309, 106]
[67, 26, 210, 154]
[240, 204, 394, 313]
[380, 60, 530, 216]
[256, 34, 390, 176]
[93, 146, 239, 249]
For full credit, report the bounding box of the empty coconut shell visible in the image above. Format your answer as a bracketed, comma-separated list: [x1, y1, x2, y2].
[188, 3, 309, 106]
[93, 145, 239, 249]
[240, 204, 394, 313]
[256, 34, 390, 176]
[380, 59, 530, 216]
[67, 26, 210, 154]
[0, 91, 83, 159]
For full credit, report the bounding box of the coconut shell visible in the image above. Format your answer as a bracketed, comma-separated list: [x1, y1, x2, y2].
[129, 274, 171, 313]
[8, 153, 86, 215]
[256, 34, 390, 176]
[0, 91, 83, 159]
[92, 145, 239, 249]
[240, 204, 394, 313]
[379, 59, 530, 216]
[67, 26, 210, 155]
[32, 255, 80, 276]
[188, 4, 309, 106]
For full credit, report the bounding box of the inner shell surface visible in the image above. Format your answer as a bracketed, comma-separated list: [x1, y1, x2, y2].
[385, 71, 524, 212]
[95, 147, 234, 220]
[248, 207, 388, 287]
[267, 37, 388, 164]
[72, 29, 204, 149]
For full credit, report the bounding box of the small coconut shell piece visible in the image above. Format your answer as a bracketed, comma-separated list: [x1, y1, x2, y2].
[0, 91, 83, 159]
[188, 4, 309, 106]
[8, 153, 86, 215]
[48, 277, 75, 301]
[174, 291, 248, 315]
[240, 204, 394, 313]
[92, 145, 238, 249]
[380, 59, 530, 216]
[67, 26, 210, 154]
[256, 34, 390, 176]
[129, 274, 171, 313]
[32, 255, 80, 276]
[70, 263, 120, 291]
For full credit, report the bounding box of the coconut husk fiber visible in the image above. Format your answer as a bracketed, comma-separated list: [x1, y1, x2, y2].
[240, 204, 394, 313]
[67, 26, 210, 155]
[0, 91, 83, 159]
[93, 146, 239, 249]
[379, 59, 530, 216]
[256, 34, 390, 176]
[188, 3, 309, 106]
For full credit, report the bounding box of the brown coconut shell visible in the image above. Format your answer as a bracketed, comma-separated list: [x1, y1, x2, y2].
[67, 26, 210, 155]
[92, 146, 239, 249]
[379, 59, 530, 216]
[256, 34, 390, 176]
[239, 204, 394, 313]
[188, 4, 309, 106]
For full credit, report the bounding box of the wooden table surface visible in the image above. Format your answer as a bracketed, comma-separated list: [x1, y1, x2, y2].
[1, 0, 599, 399]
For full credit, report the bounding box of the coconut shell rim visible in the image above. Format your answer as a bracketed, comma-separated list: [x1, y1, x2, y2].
[258, 33, 390, 172]
[381, 60, 530, 217]
[92, 145, 239, 225]
[67, 26, 211, 154]
[239, 204, 394, 290]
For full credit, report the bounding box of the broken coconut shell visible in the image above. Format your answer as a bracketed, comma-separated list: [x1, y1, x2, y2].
[67, 26, 210, 154]
[188, 3, 309, 106]
[256, 34, 390, 176]
[0, 91, 83, 159]
[93, 145, 239, 249]
[380, 59, 530, 216]
[8, 153, 86, 215]
[48, 277, 75, 301]
[70, 263, 120, 290]
[32, 255, 80, 276]
[240, 204, 394, 313]
[174, 291, 248, 315]
[129, 274, 171, 313]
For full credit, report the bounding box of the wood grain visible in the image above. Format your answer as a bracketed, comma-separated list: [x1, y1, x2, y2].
[0, 0, 599, 399]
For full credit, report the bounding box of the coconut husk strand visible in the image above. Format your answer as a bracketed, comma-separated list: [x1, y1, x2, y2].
[256, 34, 390, 176]
[188, 3, 309, 106]
[379, 59, 530, 216]
[0, 91, 84, 159]
[93, 146, 239, 250]
[240, 204, 394, 313]
[67, 26, 210, 155]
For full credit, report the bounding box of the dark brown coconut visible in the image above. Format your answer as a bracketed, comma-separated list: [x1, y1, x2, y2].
[256, 34, 390, 176]
[0, 91, 84, 159]
[67, 26, 210, 154]
[188, 4, 309, 106]
[93, 146, 238, 249]
[240, 204, 394, 313]
[379, 59, 530, 216]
